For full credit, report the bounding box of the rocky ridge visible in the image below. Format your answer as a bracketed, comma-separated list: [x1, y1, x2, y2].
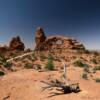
[35, 27, 85, 52]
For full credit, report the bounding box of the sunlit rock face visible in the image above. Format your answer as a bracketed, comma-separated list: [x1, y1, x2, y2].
[34, 27, 85, 52]
[9, 36, 25, 51]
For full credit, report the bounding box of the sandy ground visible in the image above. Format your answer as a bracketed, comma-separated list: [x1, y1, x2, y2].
[0, 67, 100, 100]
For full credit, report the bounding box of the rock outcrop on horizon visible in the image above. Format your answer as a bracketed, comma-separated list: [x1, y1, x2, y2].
[35, 27, 46, 50]
[35, 27, 85, 52]
[9, 36, 25, 51]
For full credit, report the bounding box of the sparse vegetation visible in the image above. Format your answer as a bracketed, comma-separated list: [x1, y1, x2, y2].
[24, 63, 33, 69]
[10, 52, 17, 58]
[92, 69, 96, 73]
[93, 66, 100, 71]
[0, 54, 6, 64]
[0, 71, 5, 76]
[0, 54, 12, 69]
[48, 54, 54, 60]
[3, 62, 12, 69]
[95, 78, 100, 83]
[81, 73, 88, 80]
[74, 60, 88, 68]
[45, 55, 55, 70]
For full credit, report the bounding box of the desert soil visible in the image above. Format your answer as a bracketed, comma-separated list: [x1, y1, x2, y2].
[0, 67, 100, 100]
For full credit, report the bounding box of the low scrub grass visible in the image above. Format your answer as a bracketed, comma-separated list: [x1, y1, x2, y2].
[0, 71, 5, 76]
[24, 63, 33, 69]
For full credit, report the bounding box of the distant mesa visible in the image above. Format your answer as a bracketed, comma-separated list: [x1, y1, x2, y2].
[9, 36, 25, 51]
[35, 27, 85, 51]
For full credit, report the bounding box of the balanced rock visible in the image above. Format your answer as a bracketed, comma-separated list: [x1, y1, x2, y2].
[9, 36, 25, 51]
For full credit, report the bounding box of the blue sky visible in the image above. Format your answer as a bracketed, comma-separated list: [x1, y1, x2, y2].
[0, 0, 100, 49]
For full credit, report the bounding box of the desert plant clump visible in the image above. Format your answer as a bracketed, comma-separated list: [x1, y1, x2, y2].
[81, 73, 88, 80]
[0, 71, 5, 76]
[24, 63, 33, 69]
[45, 55, 55, 71]
[93, 66, 100, 71]
[3, 62, 12, 69]
[90, 59, 98, 64]
[0, 54, 6, 64]
[0, 54, 12, 69]
[73, 60, 88, 68]
[48, 54, 54, 60]
[10, 52, 17, 58]
[95, 78, 100, 83]
[39, 52, 47, 61]
[92, 69, 96, 73]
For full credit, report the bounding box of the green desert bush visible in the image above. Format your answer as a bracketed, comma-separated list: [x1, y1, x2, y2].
[0, 54, 12, 69]
[3, 62, 12, 69]
[81, 73, 88, 80]
[92, 69, 96, 73]
[74, 60, 88, 68]
[95, 78, 100, 83]
[10, 52, 17, 58]
[93, 66, 100, 71]
[24, 63, 33, 69]
[0, 54, 6, 64]
[0, 71, 5, 76]
[48, 54, 54, 60]
[45, 56, 55, 71]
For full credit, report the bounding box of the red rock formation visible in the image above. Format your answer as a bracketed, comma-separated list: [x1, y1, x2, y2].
[34, 28, 85, 52]
[35, 27, 46, 50]
[0, 46, 9, 54]
[9, 36, 25, 51]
